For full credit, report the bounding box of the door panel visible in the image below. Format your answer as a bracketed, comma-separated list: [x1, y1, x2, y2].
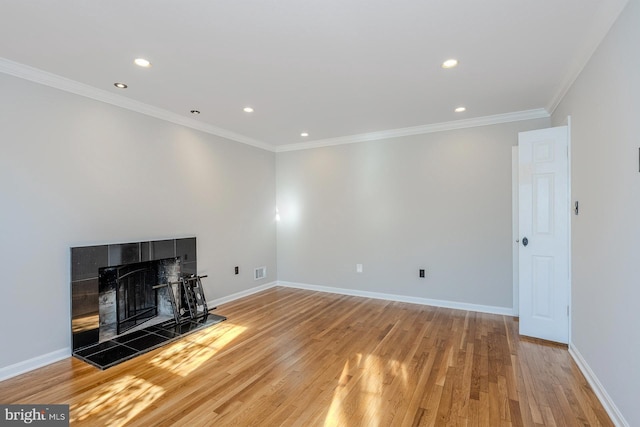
[534, 174, 554, 234]
[518, 126, 569, 343]
[532, 255, 553, 318]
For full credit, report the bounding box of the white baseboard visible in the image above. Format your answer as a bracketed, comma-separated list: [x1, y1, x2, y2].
[0, 282, 277, 383]
[207, 281, 278, 309]
[0, 280, 512, 382]
[0, 348, 70, 382]
[277, 281, 514, 316]
[569, 343, 628, 427]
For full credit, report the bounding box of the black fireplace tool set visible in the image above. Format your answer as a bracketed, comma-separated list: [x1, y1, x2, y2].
[153, 274, 211, 324]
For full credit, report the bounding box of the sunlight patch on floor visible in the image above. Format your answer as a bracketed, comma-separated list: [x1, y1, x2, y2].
[149, 323, 246, 377]
[324, 358, 351, 426]
[324, 353, 408, 427]
[70, 374, 164, 426]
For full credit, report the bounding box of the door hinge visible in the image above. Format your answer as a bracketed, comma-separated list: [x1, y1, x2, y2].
[567, 305, 570, 316]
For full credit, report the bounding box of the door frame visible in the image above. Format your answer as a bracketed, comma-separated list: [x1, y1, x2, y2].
[512, 117, 572, 343]
[511, 147, 519, 316]
[566, 116, 572, 345]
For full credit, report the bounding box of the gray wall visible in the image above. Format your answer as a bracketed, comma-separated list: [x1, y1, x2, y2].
[276, 118, 549, 309]
[0, 73, 277, 370]
[552, 0, 639, 424]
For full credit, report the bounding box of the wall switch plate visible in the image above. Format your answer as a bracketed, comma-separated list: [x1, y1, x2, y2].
[234, 266, 239, 275]
[356, 263, 363, 273]
[419, 269, 425, 278]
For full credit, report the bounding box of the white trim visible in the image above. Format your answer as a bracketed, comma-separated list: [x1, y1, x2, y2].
[511, 147, 520, 316]
[569, 343, 629, 427]
[0, 282, 278, 382]
[209, 280, 515, 316]
[1, 57, 553, 155]
[0, 348, 70, 382]
[546, 0, 629, 114]
[0, 57, 275, 153]
[276, 109, 550, 152]
[566, 116, 573, 345]
[277, 281, 514, 316]
[207, 281, 278, 308]
[0, 281, 518, 381]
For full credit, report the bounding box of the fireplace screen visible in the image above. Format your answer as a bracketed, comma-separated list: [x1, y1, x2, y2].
[114, 263, 157, 334]
[98, 257, 180, 342]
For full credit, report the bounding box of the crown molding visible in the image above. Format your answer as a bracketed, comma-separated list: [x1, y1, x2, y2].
[276, 108, 550, 152]
[0, 57, 276, 152]
[547, 0, 629, 114]
[0, 57, 551, 155]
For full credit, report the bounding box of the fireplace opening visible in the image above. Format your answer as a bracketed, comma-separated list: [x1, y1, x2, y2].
[98, 257, 181, 342]
[102, 263, 157, 335]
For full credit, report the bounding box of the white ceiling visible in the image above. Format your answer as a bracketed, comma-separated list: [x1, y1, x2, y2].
[0, 0, 629, 150]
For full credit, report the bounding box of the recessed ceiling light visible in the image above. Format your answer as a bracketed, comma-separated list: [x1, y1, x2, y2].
[114, 82, 128, 89]
[134, 58, 151, 68]
[455, 106, 466, 113]
[243, 107, 254, 113]
[442, 59, 459, 69]
[190, 110, 201, 115]
[300, 132, 309, 137]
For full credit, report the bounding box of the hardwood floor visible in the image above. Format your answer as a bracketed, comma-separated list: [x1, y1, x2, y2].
[0, 287, 612, 426]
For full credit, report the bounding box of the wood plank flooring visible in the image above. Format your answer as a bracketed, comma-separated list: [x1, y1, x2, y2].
[0, 287, 612, 426]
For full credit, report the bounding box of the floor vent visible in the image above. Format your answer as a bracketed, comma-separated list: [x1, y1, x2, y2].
[254, 266, 267, 281]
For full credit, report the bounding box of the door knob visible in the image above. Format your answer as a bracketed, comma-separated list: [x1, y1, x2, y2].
[522, 237, 528, 247]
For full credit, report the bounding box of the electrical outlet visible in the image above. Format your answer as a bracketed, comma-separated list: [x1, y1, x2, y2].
[356, 264, 363, 273]
[234, 266, 239, 275]
[419, 269, 425, 278]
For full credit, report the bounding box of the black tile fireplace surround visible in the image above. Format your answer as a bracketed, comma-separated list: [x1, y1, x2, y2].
[71, 237, 226, 369]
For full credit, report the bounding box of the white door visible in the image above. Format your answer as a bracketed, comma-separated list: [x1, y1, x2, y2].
[518, 126, 569, 343]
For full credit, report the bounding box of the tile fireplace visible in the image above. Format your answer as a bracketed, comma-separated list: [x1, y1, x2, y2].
[70, 237, 225, 369]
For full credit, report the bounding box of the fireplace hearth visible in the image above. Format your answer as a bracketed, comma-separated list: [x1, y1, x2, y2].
[70, 237, 226, 369]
